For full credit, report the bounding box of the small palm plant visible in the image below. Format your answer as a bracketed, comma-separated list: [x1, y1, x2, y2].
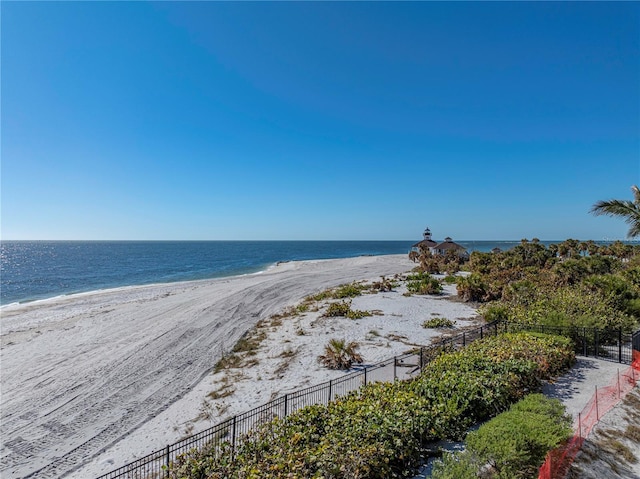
[318, 338, 363, 370]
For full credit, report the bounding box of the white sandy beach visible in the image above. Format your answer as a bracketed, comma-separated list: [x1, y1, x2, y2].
[1, 254, 480, 478]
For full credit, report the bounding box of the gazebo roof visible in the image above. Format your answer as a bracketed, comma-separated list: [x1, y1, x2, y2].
[412, 239, 437, 248]
[434, 239, 466, 251]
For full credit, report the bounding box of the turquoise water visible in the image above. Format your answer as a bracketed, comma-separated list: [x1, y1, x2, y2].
[0, 239, 574, 305]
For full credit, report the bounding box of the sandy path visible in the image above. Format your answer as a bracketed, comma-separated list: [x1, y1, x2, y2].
[1, 254, 414, 479]
[542, 357, 630, 421]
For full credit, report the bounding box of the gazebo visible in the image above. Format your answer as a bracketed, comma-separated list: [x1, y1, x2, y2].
[432, 237, 469, 258]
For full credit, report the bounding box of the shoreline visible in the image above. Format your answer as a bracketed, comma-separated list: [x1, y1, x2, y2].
[1, 253, 409, 308]
[0, 261, 281, 309]
[69, 260, 481, 478]
[4, 254, 455, 478]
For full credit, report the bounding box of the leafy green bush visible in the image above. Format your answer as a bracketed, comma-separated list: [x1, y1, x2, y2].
[433, 394, 572, 479]
[422, 317, 456, 329]
[332, 283, 364, 299]
[169, 333, 575, 479]
[456, 273, 489, 302]
[481, 303, 511, 322]
[412, 354, 539, 438]
[407, 272, 443, 295]
[466, 239, 640, 330]
[504, 285, 637, 331]
[465, 332, 575, 380]
[323, 300, 372, 319]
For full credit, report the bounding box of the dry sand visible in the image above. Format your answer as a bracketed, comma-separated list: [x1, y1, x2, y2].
[1, 254, 480, 478]
[568, 385, 640, 479]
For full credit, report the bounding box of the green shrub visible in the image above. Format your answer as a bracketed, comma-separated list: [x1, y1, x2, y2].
[433, 394, 572, 479]
[323, 300, 372, 319]
[407, 273, 443, 295]
[347, 308, 372, 319]
[332, 283, 364, 299]
[456, 273, 489, 302]
[323, 301, 352, 317]
[412, 354, 539, 438]
[461, 240, 639, 331]
[481, 303, 511, 322]
[169, 333, 575, 479]
[422, 317, 456, 329]
[506, 285, 636, 331]
[431, 450, 480, 479]
[466, 332, 575, 379]
[465, 394, 572, 478]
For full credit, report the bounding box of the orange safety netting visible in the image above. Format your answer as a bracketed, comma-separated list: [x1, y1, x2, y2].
[538, 349, 640, 479]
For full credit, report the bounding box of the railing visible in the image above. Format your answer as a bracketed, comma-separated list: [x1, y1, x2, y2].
[96, 321, 637, 479]
[501, 322, 637, 364]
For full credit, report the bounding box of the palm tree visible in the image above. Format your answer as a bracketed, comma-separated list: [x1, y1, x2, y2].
[590, 185, 640, 238]
[318, 339, 363, 370]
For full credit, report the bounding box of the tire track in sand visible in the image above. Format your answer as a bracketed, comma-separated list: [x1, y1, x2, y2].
[1, 255, 412, 478]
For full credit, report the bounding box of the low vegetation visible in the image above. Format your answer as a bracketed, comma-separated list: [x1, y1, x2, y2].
[406, 271, 443, 295]
[432, 394, 573, 479]
[459, 239, 640, 332]
[169, 332, 575, 479]
[422, 317, 456, 329]
[317, 338, 363, 370]
[323, 300, 373, 319]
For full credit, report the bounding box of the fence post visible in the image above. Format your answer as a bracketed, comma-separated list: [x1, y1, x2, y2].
[394, 356, 397, 380]
[165, 445, 170, 478]
[328, 379, 333, 403]
[364, 367, 367, 386]
[231, 415, 237, 459]
[480, 326, 484, 340]
[619, 329, 623, 363]
[578, 412, 582, 440]
[284, 394, 288, 417]
[462, 332, 466, 347]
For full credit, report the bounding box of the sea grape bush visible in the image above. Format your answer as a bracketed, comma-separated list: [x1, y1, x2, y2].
[464, 332, 575, 380]
[169, 332, 574, 479]
[432, 394, 573, 479]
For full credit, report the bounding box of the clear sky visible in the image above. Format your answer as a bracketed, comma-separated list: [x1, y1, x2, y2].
[2, 2, 639, 241]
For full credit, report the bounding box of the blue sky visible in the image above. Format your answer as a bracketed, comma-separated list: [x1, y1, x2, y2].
[2, 2, 639, 241]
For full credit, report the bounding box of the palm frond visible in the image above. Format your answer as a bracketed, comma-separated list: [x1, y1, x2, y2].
[590, 199, 638, 220]
[633, 185, 640, 206]
[590, 185, 640, 238]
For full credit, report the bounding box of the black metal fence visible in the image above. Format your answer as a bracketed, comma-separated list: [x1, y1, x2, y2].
[96, 321, 637, 479]
[501, 322, 637, 364]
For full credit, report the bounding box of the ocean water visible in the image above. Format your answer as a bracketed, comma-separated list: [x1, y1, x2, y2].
[0, 240, 561, 306]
